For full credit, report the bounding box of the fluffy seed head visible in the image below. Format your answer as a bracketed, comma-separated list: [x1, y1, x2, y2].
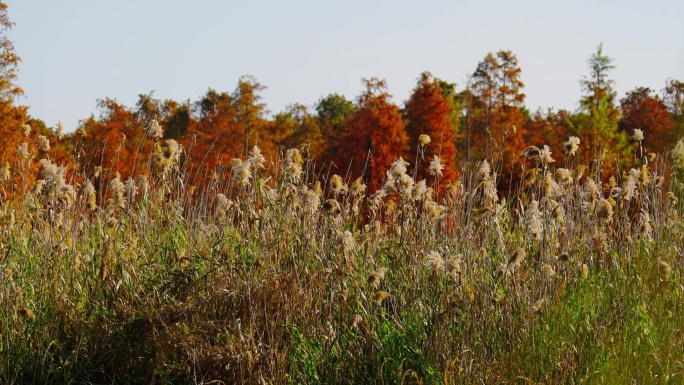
[424, 251, 445, 273]
[20, 123, 31, 136]
[564, 136, 580, 156]
[418, 134, 431, 146]
[477, 160, 491, 180]
[374, 291, 390, 305]
[18, 307, 35, 321]
[330, 174, 346, 195]
[520, 146, 541, 159]
[429, 156, 444, 177]
[145, 119, 163, 138]
[37, 135, 50, 152]
[17, 142, 29, 159]
[672, 139, 684, 169]
[56, 121, 64, 140]
[1, 161, 10, 182]
[596, 199, 613, 222]
[83, 181, 97, 211]
[579, 263, 589, 279]
[508, 248, 526, 268]
[541, 264, 557, 281]
[632, 129, 644, 142]
[659, 260, 672, 280]
[540, 145, 555, 165]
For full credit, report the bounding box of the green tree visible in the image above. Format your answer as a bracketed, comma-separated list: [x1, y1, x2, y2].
[269, 103, 324, 156]
[316, 93, 357, 163]
[577, 43, 631, 174]
[435, 78, 463, 161]
[664, 78, 684, 138]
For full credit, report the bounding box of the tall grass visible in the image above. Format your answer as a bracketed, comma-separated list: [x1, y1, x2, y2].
[1, 128, 684, 384]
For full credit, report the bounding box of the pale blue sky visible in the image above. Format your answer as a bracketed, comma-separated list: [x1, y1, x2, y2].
[7, 0, 684, 132]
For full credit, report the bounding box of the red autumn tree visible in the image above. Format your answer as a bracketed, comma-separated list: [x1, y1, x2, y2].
[337, 78, 408, 193]
[524, 109, 573, 161]
[619, 87, 674, 154]
[405, 72, 458, 184]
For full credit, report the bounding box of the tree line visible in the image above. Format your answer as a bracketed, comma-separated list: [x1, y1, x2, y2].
[1, 2, 683, 194]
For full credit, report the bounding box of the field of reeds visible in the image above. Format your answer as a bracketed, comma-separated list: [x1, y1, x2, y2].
[2, 126, 684, 384]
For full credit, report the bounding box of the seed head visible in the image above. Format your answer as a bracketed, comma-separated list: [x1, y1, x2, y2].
[108, 172, 125, 209]
[525, 200, 542, 242]
[579, 263, 589, 279]
[411, 180, 427, 201]
[659, 260, 672, 280]
[83, 180, 97, 211]
[520, 146, 541, 159]
[374, 291, 390, 305]
[16, 142, 29, 159]
[56, 121, 64, 140]
[596, 199, 613, 222]
[532, 298, 545, 313]
[541, 264, 557, 281]
[477, 160, 491, 180]
[564, 136, 580, 156]
[330, 174, 346, 195]
[673, 139, 684, 169]
[322, 198, 341, 214]
[284, 148, 304, 182]
[350, 177, 366, 196]
[424, 251, 445, 273]
[387, 158, 408, 181]
[145, 119, 163, 138]
[18, 307, 35, 321]
[540, 145, 555, 165]
[429, 155, 444, 177]
[632, 129, 644, 142]
[556, 168, 573, 185]
[1, 161, 10, 182]
[508, 248, 526, 268]
[418, 134, 431, 146]
[37, 135, 50, 152]
[20, 123, 31, 136]
[248, 145, 266, 171]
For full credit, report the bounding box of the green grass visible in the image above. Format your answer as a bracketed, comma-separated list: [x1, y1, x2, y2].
[2, 142, 684, 384]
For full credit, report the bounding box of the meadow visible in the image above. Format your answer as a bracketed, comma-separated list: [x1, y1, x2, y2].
[1, 127, 684, 384]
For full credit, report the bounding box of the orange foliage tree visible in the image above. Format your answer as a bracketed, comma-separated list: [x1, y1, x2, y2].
[0, 0, 26, 165]
[76, 99, 148, 181]
[337, 78, 408, 193]
[468, 50, 527, 190]
[404, 72, 458, 184]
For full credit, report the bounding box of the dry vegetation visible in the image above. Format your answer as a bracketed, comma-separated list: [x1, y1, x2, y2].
[2, 125, 684, 384]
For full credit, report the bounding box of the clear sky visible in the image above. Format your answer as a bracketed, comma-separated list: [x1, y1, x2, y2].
[7, 0, 684, 132]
